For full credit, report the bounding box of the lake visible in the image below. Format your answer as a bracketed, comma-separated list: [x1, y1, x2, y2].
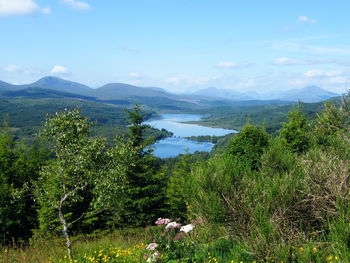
[145, 114, 236, 158]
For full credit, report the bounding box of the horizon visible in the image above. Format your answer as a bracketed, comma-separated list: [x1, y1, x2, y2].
[0, 75, 341, 96]
[1, 0, 350, 94]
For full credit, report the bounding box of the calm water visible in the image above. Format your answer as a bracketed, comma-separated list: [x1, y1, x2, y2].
[145, 114, 236, 158]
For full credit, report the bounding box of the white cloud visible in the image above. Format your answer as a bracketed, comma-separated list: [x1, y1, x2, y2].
[216, 62, 238, 69]
[3, 64, 38, 74]
[61, 0, 90, 10]
[0, 0, 50, 17]
[4, 65, 22, 72]
[298, 16, 316, 24]
[166, 74, 214, 85]
[304, 69, 341, 78]
[129, 72, 141, 79]
[50, 65, 70, 74]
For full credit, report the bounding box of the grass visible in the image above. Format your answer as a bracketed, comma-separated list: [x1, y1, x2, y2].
[0, 230, 148, 263]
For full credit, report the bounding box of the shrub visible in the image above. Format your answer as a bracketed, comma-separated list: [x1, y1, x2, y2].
[227, 124, 269, 170]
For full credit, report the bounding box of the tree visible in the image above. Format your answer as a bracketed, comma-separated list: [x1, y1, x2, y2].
[118, 105, 167, 226]
[166, 153, 194, 219]
[227, 124, 269, 170]
[0, 118, 47, 244]
[313, 101, 345, 146]
[36, 109, 130, 259]
[279, 104, 310, 154]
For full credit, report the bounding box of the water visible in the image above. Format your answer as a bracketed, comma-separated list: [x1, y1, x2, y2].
[145, 114, 236, 158]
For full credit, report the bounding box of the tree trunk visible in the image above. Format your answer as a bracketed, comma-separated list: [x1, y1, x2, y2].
[58, 207, 73, 259]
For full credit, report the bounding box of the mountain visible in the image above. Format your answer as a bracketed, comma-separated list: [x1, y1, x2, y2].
[0, 80, 16, 90]
[92, 83, 172, 100]
[192, 86, 339, 103]
[23, 76, 93, 94]
[275, 86, 339, 103]
[0, 76, 93, 95]
[0, 87, 98, 101]
[192, 87, 253, 101]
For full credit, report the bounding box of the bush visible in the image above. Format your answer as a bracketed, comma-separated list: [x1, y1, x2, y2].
[227, 124, 269, 170]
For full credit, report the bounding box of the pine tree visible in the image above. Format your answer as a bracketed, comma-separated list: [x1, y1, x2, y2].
[119, 105, 167, 226]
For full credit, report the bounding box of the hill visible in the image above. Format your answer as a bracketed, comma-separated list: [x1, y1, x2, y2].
[91, 83, 173, 100]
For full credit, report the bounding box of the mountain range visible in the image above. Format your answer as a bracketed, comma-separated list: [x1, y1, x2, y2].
[192, 86, 339, 103]
[0, 76, 340, 104]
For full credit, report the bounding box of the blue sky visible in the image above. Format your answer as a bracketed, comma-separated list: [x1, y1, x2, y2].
[1, 0, 350, 93]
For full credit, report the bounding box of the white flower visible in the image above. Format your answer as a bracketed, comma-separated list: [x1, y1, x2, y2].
[165, 221, 181, 229]
[146, 251, 160, 262]
[180, 224, 195, 233]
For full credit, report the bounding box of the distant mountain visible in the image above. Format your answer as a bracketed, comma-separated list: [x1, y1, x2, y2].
[0, 80, 16, 90]
[0, 77, 337, 107]
[192, 87, 253, 101]
[92, 83, 172, 100]
[275, 86, 339, 103]
[0, 87, 97, 101]
[0, 76, 93, 95]
[192, 85, 339, 103]
[23, 76, 93, 94]
[0, 77, 182, 101]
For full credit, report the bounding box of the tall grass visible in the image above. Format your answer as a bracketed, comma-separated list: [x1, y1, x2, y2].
[0, 230, 148, 263]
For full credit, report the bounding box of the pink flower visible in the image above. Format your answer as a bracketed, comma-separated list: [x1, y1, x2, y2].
[146, 243, 159, 251]
[155, 217, 171, 225]
[165, 221, 181, 229]
[180, 224, 195, 233]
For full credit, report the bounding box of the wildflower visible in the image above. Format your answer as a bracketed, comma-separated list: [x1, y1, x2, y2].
[326, 255, 334, 261]
[335, 256, 339, 260]
[145, 243, 159, 251]
[180, 223, 195, 233]
[155, 217, 171, 225]
[312, 247, 317, 252]
[146, 251, 160, 262]
[165, 221, 181, 229]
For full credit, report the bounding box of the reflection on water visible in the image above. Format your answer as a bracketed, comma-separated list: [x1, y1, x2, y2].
[145, 114, 236, 158]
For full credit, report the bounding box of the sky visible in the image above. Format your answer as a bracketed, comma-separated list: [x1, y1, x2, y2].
[1, 0, 350, 94]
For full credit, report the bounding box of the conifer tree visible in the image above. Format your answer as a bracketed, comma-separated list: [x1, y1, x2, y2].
[119, 105, 167, 226]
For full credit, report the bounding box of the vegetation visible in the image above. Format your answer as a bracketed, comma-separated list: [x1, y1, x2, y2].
[1, 96, 350, 262]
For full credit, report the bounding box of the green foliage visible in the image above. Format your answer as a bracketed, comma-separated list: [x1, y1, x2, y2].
[279, 104, 311, 153]
[186, 155, 253, 225]
[227, 124, 269, 170]
[118, 105, 167, 226]
[4, 96, 350, 262]
[0, 119, 47, 244]
[313, 101, 345, 147]
[36, 109, 105, 232]
[35, 109, 135, 240]
[166, 153, 195, 219]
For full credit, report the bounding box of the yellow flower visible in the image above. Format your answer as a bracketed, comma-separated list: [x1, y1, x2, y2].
[335, 256, 339, 260]
[312, 247, 317, 252]
[326, 255, 334, 261]
[299, 247, 304, 252]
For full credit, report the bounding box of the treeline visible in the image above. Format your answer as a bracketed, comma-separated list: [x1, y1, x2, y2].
[2, 96, 350, 261]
